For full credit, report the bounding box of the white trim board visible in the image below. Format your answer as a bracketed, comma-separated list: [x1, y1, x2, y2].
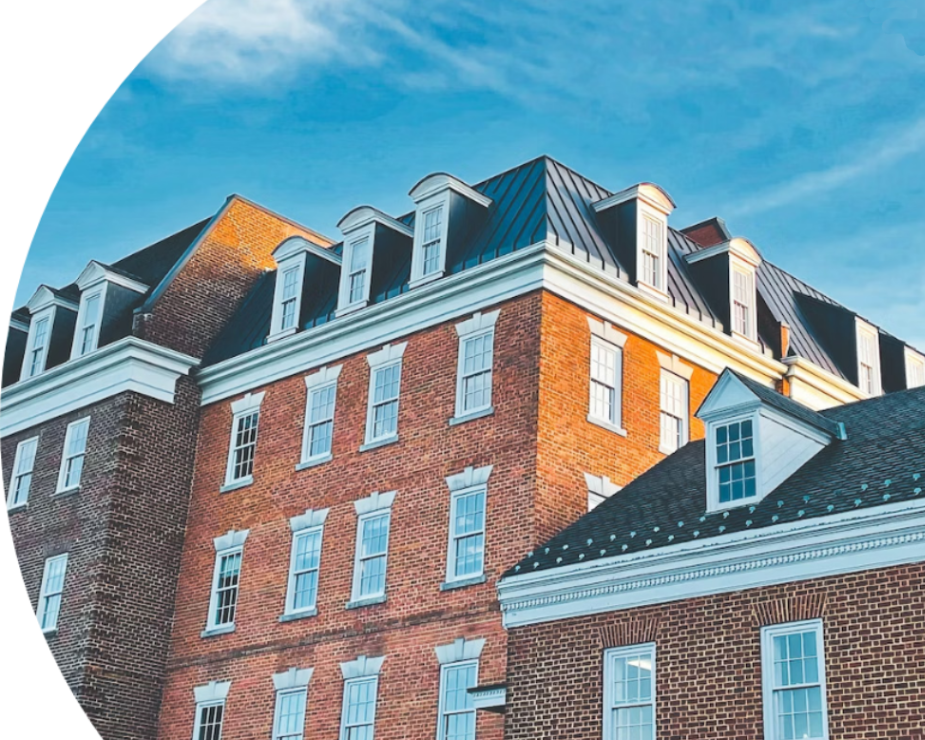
[1, 337, 198, 438]
[497, 498, 925, 628]
[196, 241, 850, 408]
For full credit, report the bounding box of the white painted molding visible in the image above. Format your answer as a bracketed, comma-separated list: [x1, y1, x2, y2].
[782, 357, 865, 409]
[340, 655, 385, 679]
[656, 351, 694, 380]
[354, 490, 397, 515]
[409, 173, 493, 208]
[366, 342, 408, 368]
[230, 391, 265, 415]
[0, 337, 198, 438]
[194, 681, 231, 703]
[10, 317, 29, 333]
[684, 237, 762, 268]
[455, 310, 500, 338]
[584, 473, 621, 498]
[304, 364, 342, 389]
[272, 667, 314, 691]
[75, 260, 149, 293]
[587, 316, 629, 348]
[289, 508, 329, 533]
[273, 235, 342, 265]
[498, 498, 925, 628]
[26, 285, 78, 313]
[470, 685, 507, 711]
[338, 205, 413, 237]
[213, 529, 250, 551]
[435, 637, 486, 664]
[446, 465, 493, 492]
[592, 183, 675, 215]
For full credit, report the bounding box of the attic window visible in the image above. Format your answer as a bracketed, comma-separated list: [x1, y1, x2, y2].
[25, 315, 50, 378]
[421, 205, 445, 276]
[906, 348, 925, 389]
[856, 321, 881, 396]
[715, 418, 757, 504]
[279, 267, 300, 331]
[640, 213, 665, 290]
[269, 236, 340, 341]
[731, 266, 756, 340]
[74, 292, 102, 357]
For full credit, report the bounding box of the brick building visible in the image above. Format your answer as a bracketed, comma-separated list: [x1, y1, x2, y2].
[3, 156, 924, 740]
[497, 370, 925, 739]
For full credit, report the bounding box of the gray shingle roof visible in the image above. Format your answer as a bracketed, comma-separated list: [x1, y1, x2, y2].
[505, 384, 925, 578]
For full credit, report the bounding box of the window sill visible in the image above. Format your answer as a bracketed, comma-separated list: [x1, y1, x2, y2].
[220, 477, 253, 494]
[658, 445, 681, 456]
[53, 486, 80, 498]
[279, 608, 318, 623]
[7, 502, 27, 514]
[359, 435, 399, 453]
[200, 624, 236, 638]
[440, 574, 487, 591]
[42, 628, 58, 639]
[346, 594, 387, 610]
[408, 271, 444, 290]
[295, 454, 332, 471]
[267, 327, 298, 344]
[587, 415, 627, 437]
[636, 281, 669, 302]
[449, 406, 494, 426]
[335, 300, 368, 318]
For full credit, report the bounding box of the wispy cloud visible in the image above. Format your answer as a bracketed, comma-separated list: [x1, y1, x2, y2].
[725, 116, 925, 218]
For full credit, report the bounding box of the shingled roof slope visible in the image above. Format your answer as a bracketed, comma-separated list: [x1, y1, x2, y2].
[505, 385, 925, 578]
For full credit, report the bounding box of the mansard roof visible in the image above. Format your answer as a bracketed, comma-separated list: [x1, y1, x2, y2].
[505, 382, 925, 578]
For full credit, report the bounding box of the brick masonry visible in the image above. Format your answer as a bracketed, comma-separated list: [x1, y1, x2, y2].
[504, 562, 925, 739]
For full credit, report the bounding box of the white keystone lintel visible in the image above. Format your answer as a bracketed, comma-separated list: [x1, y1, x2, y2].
[435, 637, 486, 664]
[656, 351, 694, 380]
[289, 508, 329, 533]
[340, 655, 385, 679]
[230, 390, 265, 415]
[304, 364, 342, 389]
[367, 342, 408, 368]
[194, 680, 231, 704]
[213, 529, 250, 551]
[446, 465, 493, 492]
[273, 667, 314, 691]
[455, 310, 500, 338]
[0, 336, 199, 439]
[354, 490, 397, 516]
[588, 316, 629, 348]
[584, 473, 621, 498]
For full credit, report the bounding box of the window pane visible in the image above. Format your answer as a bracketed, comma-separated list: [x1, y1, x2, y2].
[275, 689, 306, 740]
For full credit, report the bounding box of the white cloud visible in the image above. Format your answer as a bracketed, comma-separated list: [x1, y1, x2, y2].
[726, 116, 925, 218]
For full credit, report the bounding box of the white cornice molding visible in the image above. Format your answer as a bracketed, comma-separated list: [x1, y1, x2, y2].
[409, 173, 493, 208]
[338, 206, 413, 238]
[498, 498, 925, 628]
[9, 317, 29, 333]
[0, 337, 198, 438]
[273, 236, 342, 266]
[782, 356, 865, 407]
[26, 286, 78, 313]
[75, 260, 149, 294]
[592, 183, 676, 215]
[684, 238, 762, 268]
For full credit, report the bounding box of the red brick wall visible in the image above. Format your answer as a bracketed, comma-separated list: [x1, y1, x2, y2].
[158, 293, 544, 740]
[534, 292, 717, 543]
[504, 562, 925, 739]
[135, 197, 331, 359]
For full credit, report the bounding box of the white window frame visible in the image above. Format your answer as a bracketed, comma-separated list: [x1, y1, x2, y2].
[436, 659, 480, 740]
[453, 310, 500, 421]
[338, 655, 385, 740]
[444, 465, 492, 587]
[410, 193, 451, 288]
[337, 230, 375, 316]
[363, 343, 407, 448]
[730, 261, 757, 342]
[192, 681, 231, 740]
[603, 643, 657, 740]
[283, 508, 328, 618]
[37, 553, 68, 633]
[349, 491, 396, 607]
[587, 317, 628, 435]
[906, 347, 925, 389]
[585, 473, 621, 512]
[636, 203, 668, 296]
[658, 369, 689, 455]
[56, 417, 90, 494]
[22, 307, 55, 380]
[855, 320, 881, 396]
[223, 392, 265, 490]
[706, 412, 760, 512]
[300, 365, 341, 467]
[269, 256, 307, 341]
[271, 667, 313, 740]
[761, 620, 829, 740]
[8, 436, 39, 510]
[204, 529, 249, 636]
[70, 286, 106, 359]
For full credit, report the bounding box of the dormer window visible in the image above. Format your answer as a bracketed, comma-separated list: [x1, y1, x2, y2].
[268, 236, 341, 342]
[715, 418, 757, 504]
[731, 266, 755, 340]
[906, 348, 925, 388]
[20, 285, 79, 381]
[279, 267, 300, 331]
[25, 316, 50, 378]
[74, 292, 102, 357]
[409, 173, 492, 289]
[591, 183, 675, 300]
[855, 320, 881, 396]
[347, 237, 370, 304]
[70, 261, 148, 361]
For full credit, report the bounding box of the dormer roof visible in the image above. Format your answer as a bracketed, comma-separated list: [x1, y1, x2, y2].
[337, 206, 414, 237]
[26, 284, 79, 313]
[684, 237, 762, 269]
[273, 235, 342, 265]
[409, 173, 493, 208]
[506, 380, 925, 577]
[592, 182, 676, 215]
[75, 260, 149, 293]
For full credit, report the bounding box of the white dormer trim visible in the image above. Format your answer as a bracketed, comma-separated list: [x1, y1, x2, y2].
[592, 183, 676, 216]
[75, 261, 148, 294]
[684, 237, 762, 268]
[10, 316, 30, 333]
[274, 235, 343, 266]
[855, 319, 882, 396]
[26, 286, 78, 314]
[905, 347, 925, 388]
[338, 206, 413, 238]
[409, 174, 491, 290]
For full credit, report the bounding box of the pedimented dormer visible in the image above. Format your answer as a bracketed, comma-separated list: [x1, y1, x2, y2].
[592, 183, 676, 299]
[696, 370, 843, 512]
[336, 206, 413, 316]
[685, 237, 762, 347]
[408, 173, 492, 289]
[268, 237, 341, 342]
[21, 285, 79, 380]
[71, 261, 148, 360]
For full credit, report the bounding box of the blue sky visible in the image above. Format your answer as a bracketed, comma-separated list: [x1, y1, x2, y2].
[20, 0, 925, 346]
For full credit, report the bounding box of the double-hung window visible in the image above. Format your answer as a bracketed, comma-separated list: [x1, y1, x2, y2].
[715, 418, 756, 504]
[454, 311, 499, 420]
[192, 682, 231, 740]
[437, 661, 478, 740]
[348, 238, 370, 305]
[26, 315, 50, 378]
[57, 418, 89, 493]
[37, 553, 68, 633]
[224, 393, 264, 488]
[301, 366, 341, 465]
[640, 214, 664, 290]
[589, 339, 623, 430]
[8, 437, 38, 509]
[205, 529, 249, 635]
[603, 644, 656, 740]
[856, 323, 881, 396]
[285, 527, 324, 616]
[762, 620, 829, 740]
[907, 349, 925, 388]
[279, 267, 300, 333]
[364, 343, 406, 447]
[659, 371, 688, 454]
[273, 688, 308, 740]
[732, 267, 755, 339]
[444, 466, 492, 586]
[340, 677, 379, 740]
[421, 205, 444, 277]
[349, 491, 395, 606]
[76, 292, 102, 357]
